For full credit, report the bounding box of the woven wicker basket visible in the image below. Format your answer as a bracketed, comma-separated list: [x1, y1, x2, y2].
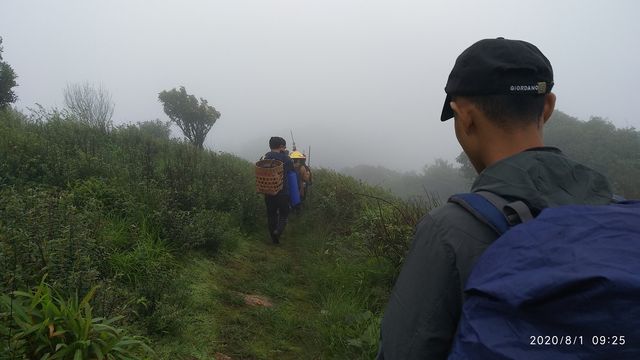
[255, 159, 284, 195]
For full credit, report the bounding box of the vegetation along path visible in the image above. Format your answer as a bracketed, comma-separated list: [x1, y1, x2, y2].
[155, 214, 392, 360]
[3, 104, 638, 359]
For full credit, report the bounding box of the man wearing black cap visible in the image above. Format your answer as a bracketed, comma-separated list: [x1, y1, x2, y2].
[377, 38, 612, 359]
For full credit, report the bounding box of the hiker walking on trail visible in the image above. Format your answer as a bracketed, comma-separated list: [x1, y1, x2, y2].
[290, 150, 312, 202]
[377, 38, 640, 359]
[263, 136, 294, 244]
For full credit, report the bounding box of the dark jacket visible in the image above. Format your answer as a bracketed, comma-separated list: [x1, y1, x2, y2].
[264, 151, 294, 196]
[377, 147, 612, 360]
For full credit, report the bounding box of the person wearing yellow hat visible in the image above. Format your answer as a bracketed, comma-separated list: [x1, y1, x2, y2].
[290, 151, 312, 202]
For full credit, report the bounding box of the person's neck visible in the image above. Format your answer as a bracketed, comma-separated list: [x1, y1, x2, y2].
[481, 130, 544, 169]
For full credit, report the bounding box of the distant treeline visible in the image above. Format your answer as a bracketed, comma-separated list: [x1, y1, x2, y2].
[342, 110, 640, 200]
[341, 159, 468, 202]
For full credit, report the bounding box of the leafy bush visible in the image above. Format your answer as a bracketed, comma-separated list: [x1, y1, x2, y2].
[306, 168, 439, 270]
[307, 169, 383, 235]
[0, 279, 153, 359]
[0, 186, 105, 296]
[0, 108, 261, 341]
[356, 194, 440, 271]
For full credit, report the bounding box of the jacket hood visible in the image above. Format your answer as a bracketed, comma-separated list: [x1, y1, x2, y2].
[470, 147, 612, 213]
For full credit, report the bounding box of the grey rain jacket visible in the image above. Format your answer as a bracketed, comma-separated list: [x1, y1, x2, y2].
[377, 147, 612, 360]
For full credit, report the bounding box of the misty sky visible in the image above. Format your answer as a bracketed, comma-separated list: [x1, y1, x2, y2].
[2, 0, 639, 171]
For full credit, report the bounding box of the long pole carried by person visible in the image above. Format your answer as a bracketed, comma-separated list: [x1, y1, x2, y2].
[306, 146, 312, 201]
[290, 130, 297, 151]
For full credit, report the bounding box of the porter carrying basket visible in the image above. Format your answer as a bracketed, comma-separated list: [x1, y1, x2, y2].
[255, 159, 284, 195]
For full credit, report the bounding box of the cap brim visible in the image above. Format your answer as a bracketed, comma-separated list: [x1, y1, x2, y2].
[440, 94, 454, 121]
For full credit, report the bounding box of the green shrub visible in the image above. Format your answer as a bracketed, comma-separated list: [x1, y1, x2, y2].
[176, 210, 242, 252]
[357, 194, 440, 271]
[0, 109, 261, 337]
[0, 186, 105, 295]
[307, 169, 385, 235]
[0, 279, 153, 359]
[70, 178, 138, 219]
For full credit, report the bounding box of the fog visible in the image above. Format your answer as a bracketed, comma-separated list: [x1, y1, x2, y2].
[2, 0, 639, 171]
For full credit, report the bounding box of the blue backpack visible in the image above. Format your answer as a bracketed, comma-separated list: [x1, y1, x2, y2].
[447, 192, 640, 360]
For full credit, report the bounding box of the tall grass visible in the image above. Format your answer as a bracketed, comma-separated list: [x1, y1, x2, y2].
[1, 107, 439, 357]
[0, 108, 261, 341]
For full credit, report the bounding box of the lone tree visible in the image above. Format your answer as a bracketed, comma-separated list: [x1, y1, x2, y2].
[0, 36, 18, 110]
[63, 82, 114, 132]
[158, 86, 221, 149]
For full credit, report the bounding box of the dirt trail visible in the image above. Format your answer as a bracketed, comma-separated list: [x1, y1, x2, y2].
[155, 221, 324, 360]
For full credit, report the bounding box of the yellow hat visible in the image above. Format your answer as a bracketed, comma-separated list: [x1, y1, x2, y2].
[290, 151, 306, 159]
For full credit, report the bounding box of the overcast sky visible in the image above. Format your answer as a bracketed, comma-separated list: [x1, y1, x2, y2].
[2, 0, 639, 171]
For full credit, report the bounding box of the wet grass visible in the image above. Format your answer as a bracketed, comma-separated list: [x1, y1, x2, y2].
[154, 217, 393, 359]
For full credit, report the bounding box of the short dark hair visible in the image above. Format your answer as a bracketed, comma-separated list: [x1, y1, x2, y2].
[463, 94, 546, 128]
[269, 136, 286, 149]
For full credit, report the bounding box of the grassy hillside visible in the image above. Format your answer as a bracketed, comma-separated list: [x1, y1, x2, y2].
[5, 105, 635, 358]
[1, 109, 430, 359]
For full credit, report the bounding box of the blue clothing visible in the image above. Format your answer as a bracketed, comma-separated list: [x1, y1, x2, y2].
[264, 151, 293, 196]
[447, 199, 640, 360]
[378, 148, 613, 360]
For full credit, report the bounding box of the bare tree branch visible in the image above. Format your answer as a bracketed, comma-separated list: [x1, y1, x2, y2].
[63, 82, 114, 132]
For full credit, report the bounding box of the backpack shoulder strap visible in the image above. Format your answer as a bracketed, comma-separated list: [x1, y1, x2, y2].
[448, 191, 534, 236]
[449, 193, 510, 235]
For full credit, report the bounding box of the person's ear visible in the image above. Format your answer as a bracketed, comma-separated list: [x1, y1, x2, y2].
[451, 98, 475, 136]
[452, 97, 485, 172]
[541, 92, 556, 125]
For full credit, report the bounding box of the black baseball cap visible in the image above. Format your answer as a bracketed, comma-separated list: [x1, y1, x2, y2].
[441, 37, 554, 121]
